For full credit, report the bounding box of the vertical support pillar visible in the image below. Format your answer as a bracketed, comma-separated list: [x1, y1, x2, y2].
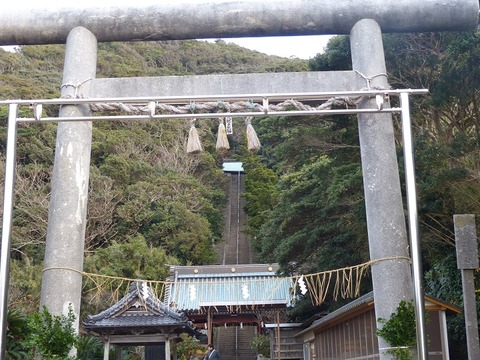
[276, 310, 281, 360]
[171, 338, 177, 360]
[350, 19, 414, 359]
[165, 337, 171, 360]
[0, 104, 19, 359]
[40, 26, 97, 337]
[400, 92, 428, 359]
[103, 337, 110, 360]
[207, 307, 212, 345]
[439, 311, 450, 359]
[454, 214, 480, 360]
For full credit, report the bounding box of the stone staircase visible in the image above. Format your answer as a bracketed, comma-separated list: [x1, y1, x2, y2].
[215, 170, 257, 360]
[213, 325, 258, 360]
[222, 171, 250, 265]
[269, 327, 303, 360]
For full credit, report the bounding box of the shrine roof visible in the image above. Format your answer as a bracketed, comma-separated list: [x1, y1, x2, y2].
[84, 281, 193, 334]
[222, 161, 244, 173]
[295, 291, 462, 337]
[165, 264, 294, 311]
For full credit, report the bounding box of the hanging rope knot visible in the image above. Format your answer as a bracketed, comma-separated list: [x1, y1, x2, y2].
[116, 102, 134, 113]
[246, 100, 256, 111]
[189, 102, 196, 113]
[60, 78, 93, 98]
[216, 101, 228, 112]
[354, 70, 388, 91]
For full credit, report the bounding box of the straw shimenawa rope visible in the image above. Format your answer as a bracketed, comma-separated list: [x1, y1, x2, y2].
[43, 256, 410, 308]
[86, 96, 363, 154]
[291, 256, 411, 305]
[88, 97, 358, 115]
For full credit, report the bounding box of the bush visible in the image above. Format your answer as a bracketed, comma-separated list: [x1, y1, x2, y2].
[26, 305, 76, 359]
[251, 334, 270, 358]
[376, 300, 417, 360]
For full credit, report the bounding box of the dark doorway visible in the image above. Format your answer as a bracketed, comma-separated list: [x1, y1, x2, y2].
[145, 344, 166, 360]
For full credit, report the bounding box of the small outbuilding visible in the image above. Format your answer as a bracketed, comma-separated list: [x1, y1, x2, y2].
[84, 281, 197, 360]
[295, 292, 461, 360]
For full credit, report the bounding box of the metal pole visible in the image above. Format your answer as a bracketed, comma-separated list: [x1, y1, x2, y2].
[400, 92, 428, 359]
[0, 104, 19, 359]
[0, 89, 430, 106]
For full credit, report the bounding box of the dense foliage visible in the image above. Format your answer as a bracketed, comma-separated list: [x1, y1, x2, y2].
[0, 39, 308, 316]
[26, 305, 76, 359]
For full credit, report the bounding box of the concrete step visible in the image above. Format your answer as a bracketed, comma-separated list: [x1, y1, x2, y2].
[213, 325, 258, 360]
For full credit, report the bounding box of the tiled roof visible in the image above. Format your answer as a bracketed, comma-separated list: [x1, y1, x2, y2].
[84, 281, 192, 332]
[165, 264, 294, 311]
[295, 291, 462, 337]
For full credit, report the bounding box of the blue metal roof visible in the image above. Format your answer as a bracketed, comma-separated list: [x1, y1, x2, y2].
[165, 264, 294, 311]
[222, 162, 245, 173]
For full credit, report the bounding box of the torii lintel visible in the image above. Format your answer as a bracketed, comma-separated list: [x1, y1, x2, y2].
[0, 0, 478, 46]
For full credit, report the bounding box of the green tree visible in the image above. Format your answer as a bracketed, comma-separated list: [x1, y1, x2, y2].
[5, 309, 29, 360]
[75, 335, 104, 360]
[309, 35, 351, 71]
[251, 334, 270, 358]
[26, 305, 76, 360]
[236, 155, 278, 257]
[83, 234, 178, 312]
[176, 333, 205, 360]
[376, 300, 417, 360]
[248, 112, 367, 276]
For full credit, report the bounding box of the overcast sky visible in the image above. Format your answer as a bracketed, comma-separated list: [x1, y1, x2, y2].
[206, 35, 332, 59]
[3, 1, 333, 59]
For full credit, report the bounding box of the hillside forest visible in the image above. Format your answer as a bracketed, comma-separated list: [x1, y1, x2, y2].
[0, 31, 479, 358]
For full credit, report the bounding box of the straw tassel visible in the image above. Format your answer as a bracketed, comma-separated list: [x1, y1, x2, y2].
[186, 118, 203, 153]
[245, 117, 261, 152]
[216, 118, 230, 151]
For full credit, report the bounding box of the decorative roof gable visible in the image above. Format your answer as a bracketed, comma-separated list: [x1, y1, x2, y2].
[84, 281, 192, 333]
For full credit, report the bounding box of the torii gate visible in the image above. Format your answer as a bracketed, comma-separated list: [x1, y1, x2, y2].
[0, 1, 478, 359]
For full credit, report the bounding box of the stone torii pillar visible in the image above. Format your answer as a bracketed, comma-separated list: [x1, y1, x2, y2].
[350, 19, 416, 358]
[40, 26, 97, 346]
